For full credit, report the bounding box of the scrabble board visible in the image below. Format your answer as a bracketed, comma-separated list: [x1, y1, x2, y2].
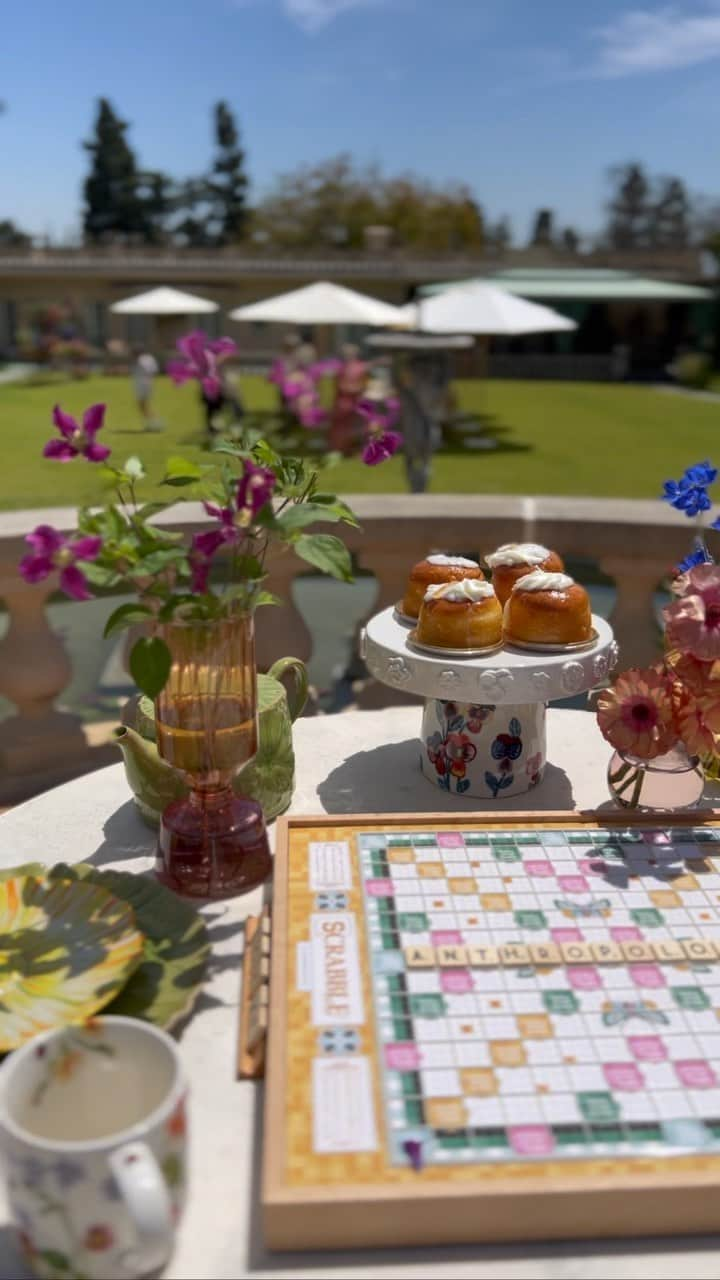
[263, 813, 720, 1250]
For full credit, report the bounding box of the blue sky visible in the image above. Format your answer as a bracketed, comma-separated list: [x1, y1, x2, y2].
[3, 0, 720, 240]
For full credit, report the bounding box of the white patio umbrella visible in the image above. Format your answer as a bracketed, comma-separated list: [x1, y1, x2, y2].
[110, 287, 219, 315]
[399, 281, 576, 335]
[229, 281, 405, 327]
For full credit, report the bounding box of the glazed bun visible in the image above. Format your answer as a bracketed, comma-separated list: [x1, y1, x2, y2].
[486, 543, 564, 606]
[402, 554, 483, 619]
[503, 569, 592, 646]
[416, 579, 502, 649]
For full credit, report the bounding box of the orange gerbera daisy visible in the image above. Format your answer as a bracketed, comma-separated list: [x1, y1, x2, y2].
[596, 666, 677, 760]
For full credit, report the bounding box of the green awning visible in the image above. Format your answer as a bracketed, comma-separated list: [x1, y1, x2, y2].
[422, 269, 713, 303]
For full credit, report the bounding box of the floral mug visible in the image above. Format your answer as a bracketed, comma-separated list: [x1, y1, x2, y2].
[0, 1017, 188, 1280]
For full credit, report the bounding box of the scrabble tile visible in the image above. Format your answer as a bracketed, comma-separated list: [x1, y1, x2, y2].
[559, 942, 594, 965]
[424, 1098, 467, 1130]
[499, 943, 531, 966]
[467, 945, 500, 968]
[590, 941, 624, 965]
[650, 939, 686, 963]
[682, 938, 720, 963]
[620, 941, 656, 963]
[404, 945, 437, 968]
[529, 942, 563, 966]
[437, 945, 469, 967]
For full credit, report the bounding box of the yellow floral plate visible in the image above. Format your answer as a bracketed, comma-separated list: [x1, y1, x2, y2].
[0, 875, 144, 1052]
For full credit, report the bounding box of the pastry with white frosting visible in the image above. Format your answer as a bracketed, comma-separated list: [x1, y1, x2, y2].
[485, 542, 564, 605]
[402, 553, 484, 619]
[503, 570, 591, 647]
[416, 578, 502, 649]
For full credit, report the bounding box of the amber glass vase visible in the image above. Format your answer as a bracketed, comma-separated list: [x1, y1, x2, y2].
[153, 612, 272, 899]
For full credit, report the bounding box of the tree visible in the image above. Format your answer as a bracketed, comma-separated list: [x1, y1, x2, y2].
[207, 101, 249, 244]
[529, 209, 554, 247]
[83, 99, 147, 241]
[606, 162, 650, 249]
[648, 177, 690, 249]
[253, 155, 483, 251]
[487, 216, 512, 251]
[0, 219, 31, 248]
[561, 227, 580, 254]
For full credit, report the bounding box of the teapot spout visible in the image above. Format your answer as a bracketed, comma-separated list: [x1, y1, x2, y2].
[113, 724, 187, 826]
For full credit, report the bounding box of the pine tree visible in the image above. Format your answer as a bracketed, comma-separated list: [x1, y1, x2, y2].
[529, 209, 554, 247]
[83, 99, 146, 242]
[648, 177, 690, 249]
[606, 163, 650, 250]
[208, 101, 248, 244]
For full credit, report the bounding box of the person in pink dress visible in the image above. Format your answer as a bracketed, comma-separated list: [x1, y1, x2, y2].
[329, 343, 367, 454]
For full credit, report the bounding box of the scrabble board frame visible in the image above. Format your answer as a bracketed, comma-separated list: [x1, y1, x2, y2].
[263, 811, 720, 1251]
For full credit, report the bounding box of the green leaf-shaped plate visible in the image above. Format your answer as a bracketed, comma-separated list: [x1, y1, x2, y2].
[1, 864, 210, 1030]
[0, 875, 144, 1052]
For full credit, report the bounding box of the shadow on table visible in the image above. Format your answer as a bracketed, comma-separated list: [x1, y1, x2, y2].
[89, 799, 156, 868]
[317, 739, 574, 814]
[0, 1227, 30, 1279]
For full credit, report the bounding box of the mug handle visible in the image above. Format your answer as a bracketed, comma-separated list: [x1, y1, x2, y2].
[267, 656, 309, 723]
[109, 1141, 174, 1273]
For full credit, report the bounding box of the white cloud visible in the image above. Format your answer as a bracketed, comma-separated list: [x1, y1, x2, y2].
[594, 3, 720, 76]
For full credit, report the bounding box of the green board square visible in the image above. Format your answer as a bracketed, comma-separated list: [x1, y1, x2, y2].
[388, 836, 413, 846]
[465, 833, 490, 845]
[437, 1132, 469, 1149]
[409, 993, 446, 1018]
[397, 912, 430, 933]
[543, 990, 580, 1015]
[404, 1100, 425, 1126]
[590, 1125, 623, 1143]
[630, 908, 664, 927]
[469, 1130, 509, 1149]
[401, 1072, 421, 1097]
[386, 975, 405, 994]
[706, 1121, 720, 1139]
[567, 832, 593, 845]
[671, 986, 711, 1011]
[390, 995, 409, 1016]
[555, 1127, 586, 1146]
[493, 846, 521, 863]
[628, 1123, 662, 1142]
[412, 834, 436, 846]
[393, 1018, 413, 1040]
[577, 1092, 620, 1124]
[514, 910, 547, 930]
[514, 833, 540, 845]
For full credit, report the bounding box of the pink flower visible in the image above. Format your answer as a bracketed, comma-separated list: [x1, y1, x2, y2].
[675, 692, 716, 757]
[167, 331, 237, 399]
[43, 403, 110, 462]
[282, 370, 326, 429]
[357, 397, 402, 466]
[19, 525, 102, 601]
[83, 1224, 114, 1252]
[596, 666, 677, 760]
[665, 564, 720, 660]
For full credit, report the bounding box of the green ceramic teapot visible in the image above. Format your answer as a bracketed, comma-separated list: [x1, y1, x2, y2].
[114, 656, 308, 828]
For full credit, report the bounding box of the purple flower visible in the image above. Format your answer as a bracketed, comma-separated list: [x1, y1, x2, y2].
[189, 461, 276, 592]
[167, 331, 237, 399]
[362, 430, 403, 466]
[43, 404, 110, 463]
[237, 460, 276, 517]
[357, 396, 401, 429]
[19, 525, 102, 601]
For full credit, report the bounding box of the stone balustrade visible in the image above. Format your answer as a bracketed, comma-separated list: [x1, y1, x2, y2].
[0, 495, 692, 803]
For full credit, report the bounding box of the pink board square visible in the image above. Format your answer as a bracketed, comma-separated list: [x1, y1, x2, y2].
[610, 926, 643, 942]
[557, 875, 589, 894]
[675, 1060, 718, 1089]
[524, 861, 554, 878]
[603, 1062, 644, 1091]
[551, 927, 583, 943]
[628, 1036, 667, 1062]
[437, 832, 464, 848]
[629, 964, 666, 989]
[440, 969, 474, 994]
[366, 878, 394, 897]
[431, 930, 463, 946]
[385, 1042, 421, 1071]
[568, 966, 602, 991]
[508, 1125, 555, 1157]
[580, 858, 606, 877]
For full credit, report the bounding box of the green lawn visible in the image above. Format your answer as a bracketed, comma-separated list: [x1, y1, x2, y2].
[1, 374, 718, 511]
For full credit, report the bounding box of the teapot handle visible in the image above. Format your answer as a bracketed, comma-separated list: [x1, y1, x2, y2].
[267, 657, 309, 723]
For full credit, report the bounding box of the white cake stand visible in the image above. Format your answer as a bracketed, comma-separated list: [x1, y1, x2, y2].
[361, 608, 618, 799]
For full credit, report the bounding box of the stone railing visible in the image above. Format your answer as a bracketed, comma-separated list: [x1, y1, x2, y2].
[0, 495, 692, 803]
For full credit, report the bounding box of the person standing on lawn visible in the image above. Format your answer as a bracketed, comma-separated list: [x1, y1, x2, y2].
[131, 347, 161, 430]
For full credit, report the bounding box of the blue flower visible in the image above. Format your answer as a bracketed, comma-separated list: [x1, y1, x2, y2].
[677, 547, 712, 573]
[685, 461, 717, 487]
[711, 517, 720, 532]
[662, 462, 716, 518]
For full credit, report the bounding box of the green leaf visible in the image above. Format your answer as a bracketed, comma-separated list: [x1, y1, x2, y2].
[136, 501, 169, 521]
[234, 555, 265, 580]
[275, 503, 344, 535]
[39, 1251, 71, 1272]
[123, 455, 146, 480]
[129, 636, 172, 699]
[82, 562, 125, 589]
[253, 590, 281, 608]
[294, 533, 353, 582]
[162, 455, 203, 487]
[138, 547, 188, 575]
[103, 603, 155, 639]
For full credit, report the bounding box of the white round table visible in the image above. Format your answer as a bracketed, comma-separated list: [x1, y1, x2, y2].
[1, 709, 719, 1280]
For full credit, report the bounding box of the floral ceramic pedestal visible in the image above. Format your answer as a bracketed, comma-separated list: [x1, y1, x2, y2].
[421, 699, 546, 798]
[362, 606, 618, 801]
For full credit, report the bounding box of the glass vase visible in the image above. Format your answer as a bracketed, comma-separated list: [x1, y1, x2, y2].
[153, 612, 272, 899]
[607, 743, 705, 812]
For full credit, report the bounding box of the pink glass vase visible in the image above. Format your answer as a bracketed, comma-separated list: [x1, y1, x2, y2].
[607, 743, 704, 811]
[153, 613, 272, 899]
